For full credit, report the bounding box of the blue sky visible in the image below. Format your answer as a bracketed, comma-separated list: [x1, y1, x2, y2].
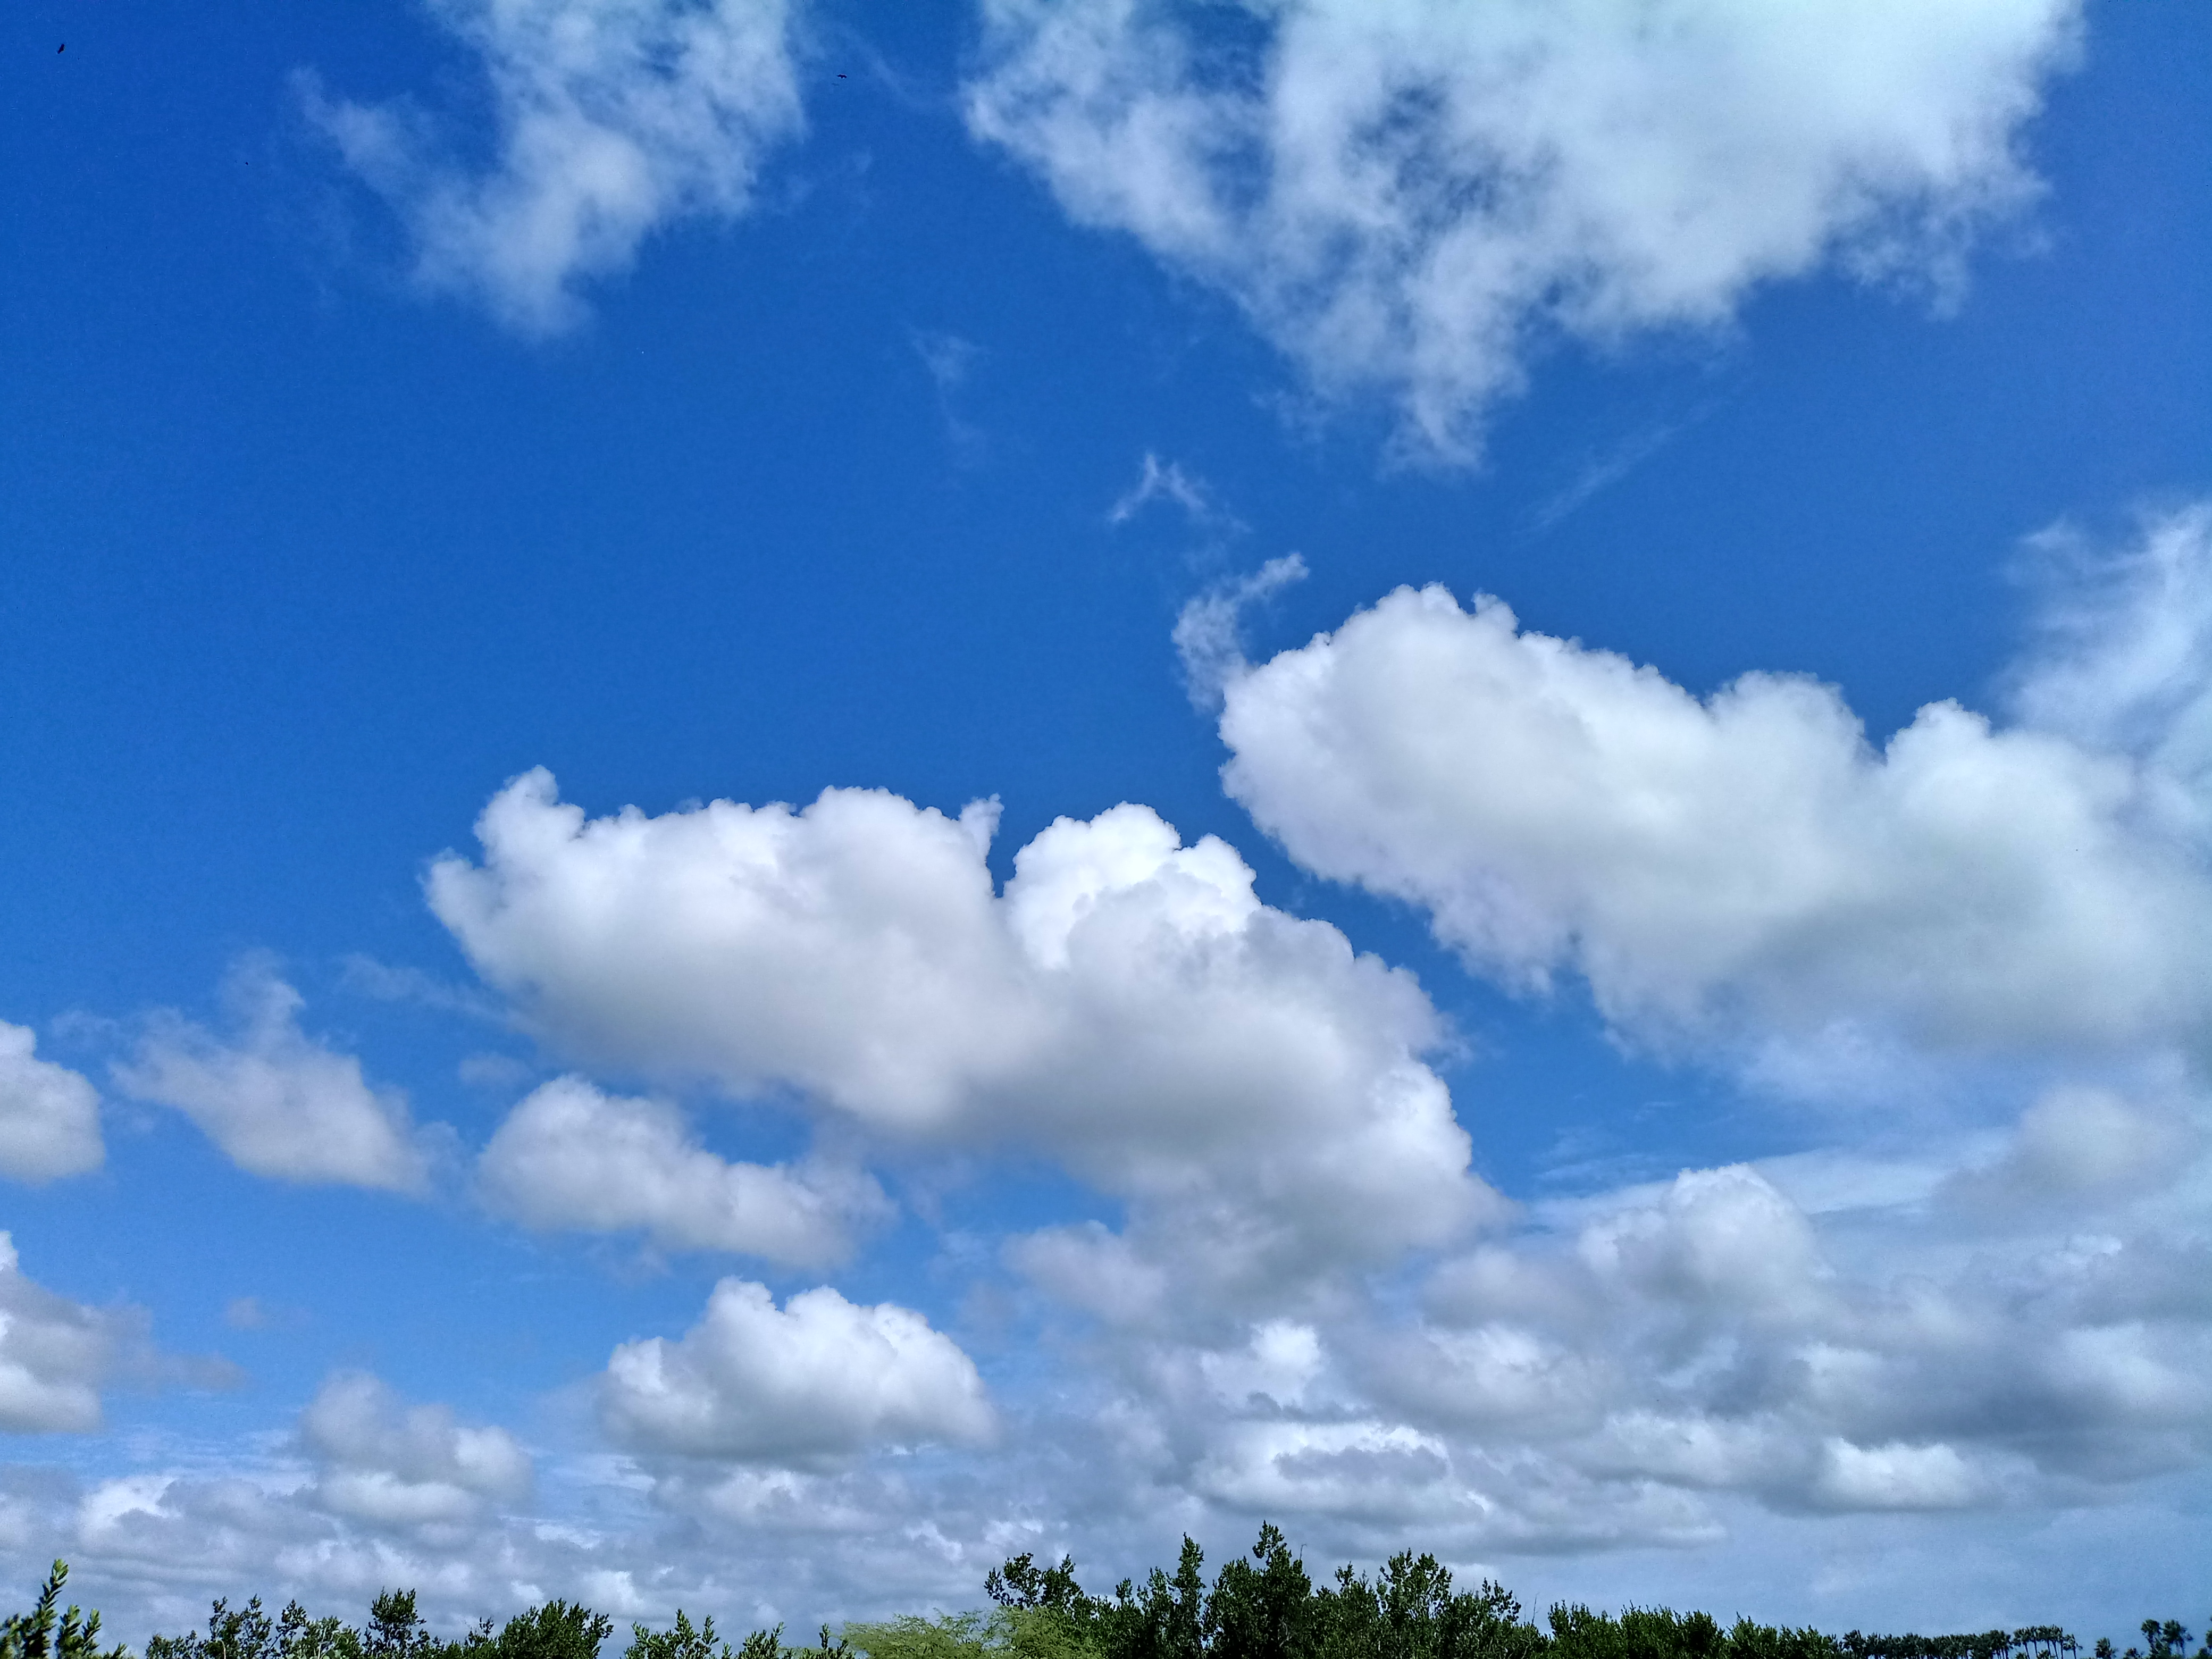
[3, 0, 2209, 1644]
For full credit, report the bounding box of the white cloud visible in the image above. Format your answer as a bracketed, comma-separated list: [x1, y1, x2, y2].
[1109, 452, 1242, 536]
[1172, 554, 1305, 710]
[1809, 1438, 1983, 1511]
[1214, 577, 2212, 1061]
[300, 1371, 533, 1528]
[48, 512, 2212, 1614]
[966, 0, 2079, 459]
[43, 1463, 635, 1646]
[339, 952, 503, 1020]
[24, 1442, 1020, 1647]
[428, 769, 1490, 1301]
[477, 1074, 887, 1265]
[305, 0, 808, 333]
[1577, 1163, 1826, 1317]
[223, 1295, 301, 1331]
[0, 1021, 103, 1182]
[912, 330, 981, 396]
[1006, 1221, 1168, 1328]
[1197, 1319, 1322, 1410]
[1193, 1418, 1455, 1520]
[1943, 1084, 2201, 1210]
[1384, 1145, 2212, 1513]
[2007, 502, 2212, 810]
[600, 1278, 993, 1463]
[0, 1233, 135, 1434]
[7, 1128, 2206, 1629]
[115, 961, 435, 1191]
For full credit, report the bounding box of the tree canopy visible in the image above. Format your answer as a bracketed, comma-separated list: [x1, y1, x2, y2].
[6, 1527, 2200, 1659]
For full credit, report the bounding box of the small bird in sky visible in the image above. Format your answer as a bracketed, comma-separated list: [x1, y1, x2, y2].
[58, 42, 66, 52]
[837, 72, 848, 79]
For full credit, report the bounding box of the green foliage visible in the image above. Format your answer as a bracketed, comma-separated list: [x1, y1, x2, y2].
[487, 1603, 614, 1659]
[146, 1587, 606, 1659]
[1310, 1553, 1538, 1659]
[144, 1595, 368, 1659]
[990, 1564, 1090, 1620]
[1723, 1619, 1841, 1659]
[963, 1528, 2158, 1659]
[1001, 1609, 1101, 1659]
[1, 1562, 128, 1659]
[843, 1603, 1094, 1659]
[2115, 1620, 2209, 1659]
[1100, 1537, 1206, 1659]
[627, 1611, 738, 1659]
[844, 1611, 996, 1659]
[1, 1536, 2188, 1659]
[1203, 1523, 1313, 1659]
[1841, 1635, 2054, 1659]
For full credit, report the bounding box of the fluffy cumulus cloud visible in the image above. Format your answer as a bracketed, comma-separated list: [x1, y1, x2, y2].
[477, 1075, 887, 1265]
[1144, 518, 2212, 1545]
[305, 0, 807, 332]
[114, 962, 436, 1191]
[0, 1233, 137, 1434]
[429, 772, 1490, 1304]
[0, 1021, 103, 1182]
[966, 0, 2079, 457]
[1213, 564, 2212, 1063]
[601, 1278, 993, 1465]
[300, 1371, 534, 1528]
[35, 528, 2212, 1629]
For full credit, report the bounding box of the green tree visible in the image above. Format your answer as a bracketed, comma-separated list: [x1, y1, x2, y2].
[1311, 1551, 1536, 1659]
[485, 1603, 614, 1659]
[1099, 1538, 1205, 1659]
[1, 1562, 128, 1659]
[844, 1611, 993, 1659]
[990, 1564, 1090, 1620]
[1203, 1524, 1313, 1659]
[365, 1593, 445, 1659]
[626, 1611, 746, 1659]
